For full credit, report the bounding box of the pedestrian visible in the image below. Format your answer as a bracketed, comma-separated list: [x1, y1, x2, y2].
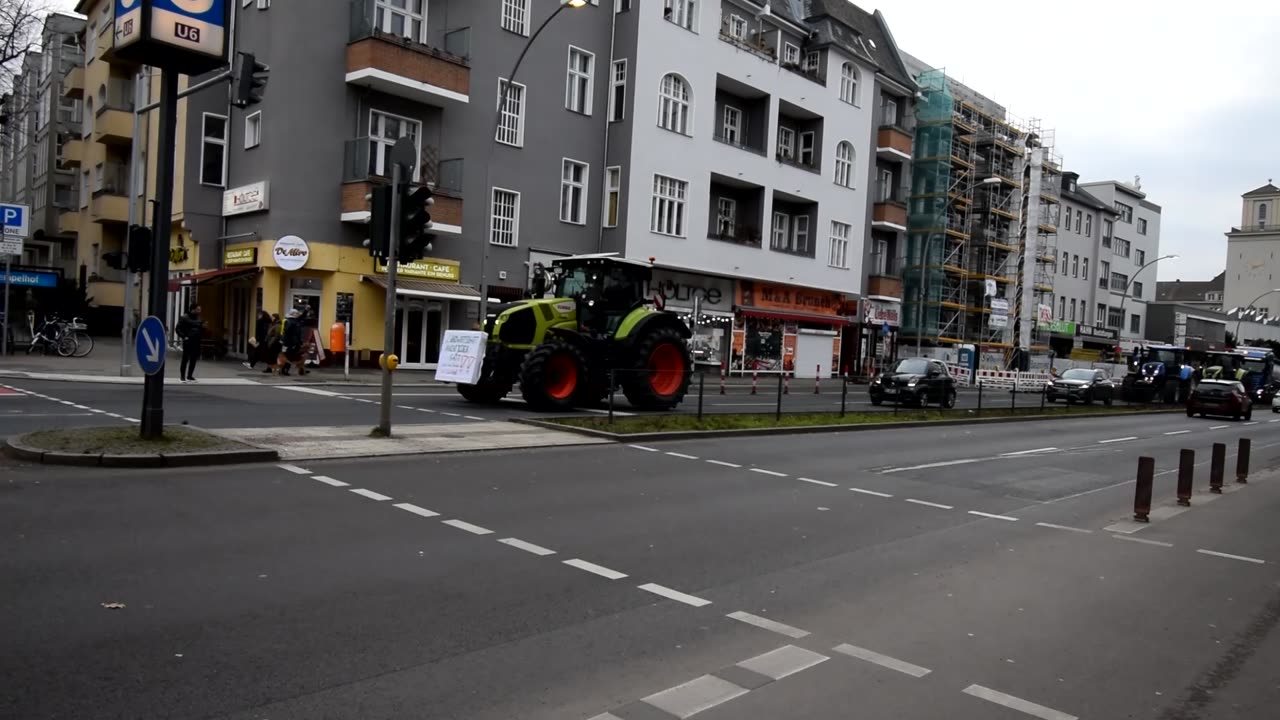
[263, 313, 284, 375]
[176, 305, 204, 383]
[244, 309, 272, 369]
[276, 309, 305, 377]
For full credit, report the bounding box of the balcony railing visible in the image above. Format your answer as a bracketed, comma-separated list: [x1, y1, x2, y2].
[776, 151, 818, 173]
[875, 181, 909, 205]
[713, 132, 766, 156]
[780, 60, 825, 85]
[93, 163, 130, 196]
[709, 225, 762, 248]
[718, 15, 776, 62]
[878, 107, 908, 132]
[342, 137, 460, 191]
[868, 252, 901, 278]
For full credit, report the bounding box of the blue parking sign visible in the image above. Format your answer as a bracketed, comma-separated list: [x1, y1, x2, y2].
[0, 203, 29, 238]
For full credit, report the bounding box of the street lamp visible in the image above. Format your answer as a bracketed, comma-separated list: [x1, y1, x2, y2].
[1115, 253, 1177, 343]
[913, 177, 1000, 357]
[1233, 288, 1280, 342]
[477, 0, 586, 323]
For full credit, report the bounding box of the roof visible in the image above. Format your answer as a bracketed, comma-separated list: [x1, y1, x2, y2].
[802, 0, 916, 91]
[1156, 272, 1225, 302]
[1243, 183, 1280, 197]
[1060, 173, 1113, 212]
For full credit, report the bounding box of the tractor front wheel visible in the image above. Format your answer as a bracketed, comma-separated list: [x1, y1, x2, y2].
[457, 355, 515, 404]
[519, 339, 587, 411]
[622, 326, 693, 411]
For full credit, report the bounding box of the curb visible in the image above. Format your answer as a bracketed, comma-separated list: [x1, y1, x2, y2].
[0, 369, 450, 388]
[3, 433, 280, 468]
[516, 407, 1185, 443]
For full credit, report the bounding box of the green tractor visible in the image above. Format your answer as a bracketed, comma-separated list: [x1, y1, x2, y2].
[457, 253, 693, 411]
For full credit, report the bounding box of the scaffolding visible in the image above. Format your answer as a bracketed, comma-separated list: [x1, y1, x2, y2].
[903, 68, 953, 346]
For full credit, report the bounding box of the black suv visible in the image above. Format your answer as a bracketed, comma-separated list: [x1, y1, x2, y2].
[869, 358, 958, 408]
[1045, 368, 1116, 405]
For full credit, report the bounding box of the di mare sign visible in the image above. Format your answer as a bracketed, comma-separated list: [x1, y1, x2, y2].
[113, 0, 231, 75]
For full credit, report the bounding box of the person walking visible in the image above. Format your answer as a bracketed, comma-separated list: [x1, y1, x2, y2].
[176, 305, 205, 383]
[244, 309, 272, 369]
[276, 309, 304, 377]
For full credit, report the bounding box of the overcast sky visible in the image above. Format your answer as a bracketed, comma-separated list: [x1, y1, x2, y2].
[875, 0, 1280, 282]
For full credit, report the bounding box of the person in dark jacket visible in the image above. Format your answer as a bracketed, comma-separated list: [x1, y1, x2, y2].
[244, 310, 272, 369]
[274, 309, 305, 376]
[176, 305, 204, 382]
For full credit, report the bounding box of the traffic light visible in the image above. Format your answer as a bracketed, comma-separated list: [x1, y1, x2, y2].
[363, 184, 393, 258]
[232, 51, 270, 108]
[102, 250, 126, 270]
[127, 224, 153, 273]
[398, 184, 435, 263]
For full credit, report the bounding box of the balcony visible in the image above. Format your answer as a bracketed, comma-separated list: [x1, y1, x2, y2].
[340, 137, 463, 233]
[57, 210, 80, 235]
[713, 75, 770, 157]
[872, 183, 908, 231]
[90, 163, 129, 225]
[866, 253, 903, 300]
[775, 100, 823, 175]
[876, 109, 912, 162]
[63, 66, 84, 99]
[769, 192, 818, 259]
[92, 106, 133, 146]
[61, 139, 84, 168]
[347, 0, 470, 106]
[717, 14, 777, 63]
[708, 173, 764, 248]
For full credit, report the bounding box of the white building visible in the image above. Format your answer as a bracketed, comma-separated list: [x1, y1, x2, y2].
[1224, 182, 1280, 318]
[1079, 179, 1163, 346]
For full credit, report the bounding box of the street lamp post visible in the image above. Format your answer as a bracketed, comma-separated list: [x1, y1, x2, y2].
[477, 0, 586, 325]
[1233, 288, 1280, 342]
[1115, 253, 1177, 343]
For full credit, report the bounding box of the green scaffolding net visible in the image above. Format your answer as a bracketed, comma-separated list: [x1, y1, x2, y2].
[903, 69, 953, 342]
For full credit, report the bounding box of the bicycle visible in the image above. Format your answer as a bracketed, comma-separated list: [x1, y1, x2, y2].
[66, 317, 93, 358]
[26, 314, 77, 357]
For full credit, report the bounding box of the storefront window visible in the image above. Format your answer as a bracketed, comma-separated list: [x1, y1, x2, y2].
[739, 316, 785, 372]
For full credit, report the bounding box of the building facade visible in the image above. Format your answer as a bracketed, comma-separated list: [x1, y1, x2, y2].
[1156, 271, 1224, 313]
[1049, 170, 1119, 357]
[1078, 179, 1162, 347]
[1223, 183, 1280, 319]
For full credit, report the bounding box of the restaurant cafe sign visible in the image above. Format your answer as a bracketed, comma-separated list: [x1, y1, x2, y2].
[375, 257, 461, 282]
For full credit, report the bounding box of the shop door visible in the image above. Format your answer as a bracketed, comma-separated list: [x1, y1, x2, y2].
[229, 286, 250, 357]
[394, 298, 445, 369]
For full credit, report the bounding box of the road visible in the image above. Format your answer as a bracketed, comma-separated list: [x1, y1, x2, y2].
[3, 407, 1279, 719]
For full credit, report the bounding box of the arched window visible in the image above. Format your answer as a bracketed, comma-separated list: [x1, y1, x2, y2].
[1259, 202, 1268, 228]
[840, 63, 858, 105]
[834, 141, 855, 188]
[657, 73, 691, 135]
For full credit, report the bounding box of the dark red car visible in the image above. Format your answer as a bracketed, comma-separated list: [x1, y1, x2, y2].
[1186, 380, 1253, 421]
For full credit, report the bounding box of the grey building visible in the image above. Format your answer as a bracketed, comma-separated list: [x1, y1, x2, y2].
[1051, 170, 1119, 355]
[1156, 271, 1224, 313]
[1079, 178, 1163, 346]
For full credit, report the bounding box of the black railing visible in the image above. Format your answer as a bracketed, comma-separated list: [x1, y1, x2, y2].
[709, 226, 762, 248]
[869, 252, 901, 277]
[781, 61, 825, 85]
[776, 151, 818, 173]
[875, 181, 908, 204]
[713, 133, 766, 156]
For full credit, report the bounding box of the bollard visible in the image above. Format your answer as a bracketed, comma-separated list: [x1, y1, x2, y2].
[977, 382, 983, 417]
[1237, 437, 1251, 484]
[1210, 442, 1226, 494]
[840, 374, 848, 417]
[607, 369, 616, 426]
[1134, 456, 1155, 522]
[751, 370, 758, 395]
[814, 365, 821, 394]
[697, 371, 705, 422]
[1010, 387, 1016, 411]
[1177, 448, 1195, 507]
[719, 362, 726, 395]
[1040, 385, 1046, 411]
[783, 373, 790, 395]
[775, 373, 783, 422]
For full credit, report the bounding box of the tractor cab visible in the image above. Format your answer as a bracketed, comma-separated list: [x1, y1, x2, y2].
[1235, 346, 1279, 402]
[1201, 350, 1246, 382]
[1123, 344, 1194, 403]
[536, 254, 655, 336]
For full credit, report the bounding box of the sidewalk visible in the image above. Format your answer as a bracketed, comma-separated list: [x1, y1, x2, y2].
[0, 338, 448, 386]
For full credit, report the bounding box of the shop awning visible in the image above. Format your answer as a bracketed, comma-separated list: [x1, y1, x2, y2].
[167, 267, 260, 292]
[739, 307, 853, 326]
[363, 275, 482, 302]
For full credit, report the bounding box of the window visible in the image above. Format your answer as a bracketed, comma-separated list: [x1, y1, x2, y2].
[1072, 254, 1079, 277]
[650, 174, 687, 236]
[664, 0, 696, 31]
[1102, 218, 1113, 247]
[1137, 217, 1148, 235]
[1082, 258, 1089, 281]
[244, 111, 262, 149]
[1060, 252, 1068, 275]
[771, 212, 789, 250]
[798, 131, 815, 166]
[716, 197, 736, 236]
[783, 43, 799, 65]
[722, 105, 742, 144]
[501, 0, 529, 35]
[1115, 201, 1133, 223]
[1074, 209, 1082, 232]
[1097, 303, 1107, 328]
[877, 167, 893, 201]
[657, 73, 690, 135]
[1114, 238, 1131, 258]
[1059, 296, 1066, 319]
[839, 63, 858, 105]
[496, 78, 526, 146]
[604, 166, 621, 228]
[880, 96, 899, 127]
[1130, 314, 1141, 334]
[777, 126, 795, 159]
[369, 109, 421, 179]
[1132, 281, 1144, 299]
[1069, 298, 1076, 322]
[828, 221, 851, 268]
[615, 0, 631, 10]
[374, 0, 426, 42]
[609, 60, 626, 122]
[93, 163, 104, 192]
[490, 188, 520, 246]
[728, 14, 746, 39]
[1259, 203, 1268, 229]
[200, 113, 227, 186]
[1084, 214, 1092, 237]
[80, 170, 88, 208]
[1111, 272, 1128, 291]
[1099, 260, 1110, 288]
[559, 159, 588, 225]
[803, 51, 820, 72]
[834, 142, 854, 188]
[792, 215, 810, 253]
[565, 47, 594, 115]
[1107, 307, 1124, 329]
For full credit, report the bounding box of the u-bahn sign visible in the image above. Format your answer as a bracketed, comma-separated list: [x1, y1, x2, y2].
[113, 0, 230, 75]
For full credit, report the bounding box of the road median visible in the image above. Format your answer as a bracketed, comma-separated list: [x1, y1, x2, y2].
[4, 425, 279, 467]
[524, 404, 1182, 442]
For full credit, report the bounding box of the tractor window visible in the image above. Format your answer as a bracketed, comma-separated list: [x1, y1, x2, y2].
[1242, 359, 1269, 375]
[1148, 349, 1181, 365]
[555, 267, 591, 299]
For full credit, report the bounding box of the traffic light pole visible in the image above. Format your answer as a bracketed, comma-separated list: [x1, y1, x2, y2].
[378, 162, 404, 437]
[139, 70, 180, 440]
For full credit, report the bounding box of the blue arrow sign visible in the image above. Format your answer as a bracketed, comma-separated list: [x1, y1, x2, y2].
[136, 315, 167, 376]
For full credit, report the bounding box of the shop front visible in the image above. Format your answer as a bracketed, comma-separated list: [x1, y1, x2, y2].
[1076, 325, 1119, 361]
[858, 298, 902, 376]
[732, 280, 851, 377]
[364, 257, 480, 369]
[1041, 320, 1077, 360]
[650, 268, 735, 368]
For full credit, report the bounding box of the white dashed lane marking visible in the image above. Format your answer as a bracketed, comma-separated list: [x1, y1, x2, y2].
[641, 675, 748, 719]
[1112, 534, 1173, 548]
[1197, 549, 1266, 565]
[833, 643, 931, 678]
[312, 475, 349, 487]
[638, 583, 712, 607]
[706, 459, 741, 468]
[799, 477, 838, 487]
[1210, 425, 1230, 430]
[278, 464, 313, 475]
[666, 452, 699, 460]
[349, 488, 393, 501]
[905, 499, 954, 510]
[392, 502, 439, 518]
[442, 519, 494, 535]
[1036, 522, 1093, 534]
[562, 558, 628, 580]
[726, 611, 810, 639]
[850, 487, 893, 498]
[968, 511, 1018, 522]
[962, 684, 1078, 720]
[498, 537, 556, 556]
[1164, 430, 1191, 436]
[749, 468, 787, 477]
[629, 444, 659, 452]
[736, 645, 828, 680]
[1098, 436, 1138, 444]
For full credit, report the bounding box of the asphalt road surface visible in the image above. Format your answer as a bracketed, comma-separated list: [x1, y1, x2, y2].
[4, 410, 1280, 719]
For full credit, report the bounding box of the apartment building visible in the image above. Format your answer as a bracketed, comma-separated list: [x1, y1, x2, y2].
[1223, 182, 1280, 318]
[1051, 170, 1120, 357]
[1080, 178, 1162, 346]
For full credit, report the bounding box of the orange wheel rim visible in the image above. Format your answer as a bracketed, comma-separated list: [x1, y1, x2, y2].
[648, 343, 685, 397]
[545, 353, 578, 400]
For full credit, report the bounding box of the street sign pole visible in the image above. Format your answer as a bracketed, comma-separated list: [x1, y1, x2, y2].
[379, 161, 404, 437]
[139, 69, 180, 440]
[121, 67, 145, 377]
[1, 254, 10, 357]
[0, 204, 30, 358]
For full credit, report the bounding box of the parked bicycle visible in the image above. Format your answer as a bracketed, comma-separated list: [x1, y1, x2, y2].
[25, 314, 93, 358]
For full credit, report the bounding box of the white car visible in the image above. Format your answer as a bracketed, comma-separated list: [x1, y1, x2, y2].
[1273, 393, 1280, 413]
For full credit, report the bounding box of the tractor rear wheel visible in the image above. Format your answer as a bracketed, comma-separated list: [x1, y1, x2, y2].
[519, 338, 587, 411]
[457, 355, 515, 404]
[622, 325, 693, 411]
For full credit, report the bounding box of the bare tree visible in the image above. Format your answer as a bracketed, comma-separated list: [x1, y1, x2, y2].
[0, 0, 46, 67]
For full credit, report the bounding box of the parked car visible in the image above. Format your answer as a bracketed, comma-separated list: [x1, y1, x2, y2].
[1046, 368, 1115, 405]
[869, 357, 957, 408]
[1273, 392, 1280, 413]
[1187, 380, 1252, 421]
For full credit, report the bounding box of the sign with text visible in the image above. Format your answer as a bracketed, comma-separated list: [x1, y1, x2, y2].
[113, 0, 230, 75]
[435, 330, 488, 385]
[376, 257, 460, 282]
[736, 280, 845, 317]
[990, 298, 1009, 329]
[0, 269, 57, 287]
[1, 203, 29, 240]
[223, 246, 257, 266]
[272, 235, 309, 271]
[863, 299, 902, 327]
[651, 269, 733, 313]
[222, 181, 269, 217]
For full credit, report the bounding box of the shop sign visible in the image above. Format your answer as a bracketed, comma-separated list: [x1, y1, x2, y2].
[223, 246, 257, 266]
[376, 257, 460, 282]
[1078, 325, 1119, 342]
[736, 280, 845, 316]
[990, 298, 1009, 329]
[650, 269, 733, 313]
[168, 246, 189, 263]
[1037, 304, 1053, 326]
[272, 235, 309, 271]
[863, 299, 901, 327]
[222, 181, 269, 217]
[1043, 320, 1076, 335]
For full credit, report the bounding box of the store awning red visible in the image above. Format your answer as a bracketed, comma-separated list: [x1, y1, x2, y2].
[167, 267, 260, 292]
[739, 307, 853, 325]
